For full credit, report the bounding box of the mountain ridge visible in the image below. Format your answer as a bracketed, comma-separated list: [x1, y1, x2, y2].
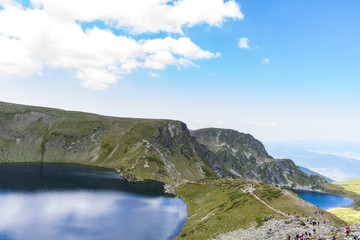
[191, 128, 328, 190]
[0, 101, 328, 190]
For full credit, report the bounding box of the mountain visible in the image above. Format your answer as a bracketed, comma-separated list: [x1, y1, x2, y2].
[0, 101, 328, 190]
[191, 128, 328, 189]
[0, 101, 217, 181]
[297, 165, 334, 182]
[265, 142, 360, 181]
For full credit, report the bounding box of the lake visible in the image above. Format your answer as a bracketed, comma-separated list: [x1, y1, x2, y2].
[0, 163, 187, 240]
[292, 189, 354, 210]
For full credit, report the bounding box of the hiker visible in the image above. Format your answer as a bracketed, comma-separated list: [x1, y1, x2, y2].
[346, 226, 351, 236]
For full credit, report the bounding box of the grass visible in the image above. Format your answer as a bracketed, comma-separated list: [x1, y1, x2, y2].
[268, 189, 345, 226]
[0, 101, 213, 181]
[174, 180, 282, 240]
[327, 207, 360, 224]
[328, 179, 360, 224]
[334, 178, 360, 195]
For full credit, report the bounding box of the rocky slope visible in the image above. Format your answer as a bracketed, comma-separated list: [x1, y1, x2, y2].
[0, 101, 217, 180]
[191, 128, 328, 189]
[0, 102, 328, 190]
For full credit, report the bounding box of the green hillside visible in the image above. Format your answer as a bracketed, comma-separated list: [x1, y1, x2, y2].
[0, 101, 352, 239]
[175, 178, 345, 239]
[328, 178, 360, 224]
[0, 101, 216, 181]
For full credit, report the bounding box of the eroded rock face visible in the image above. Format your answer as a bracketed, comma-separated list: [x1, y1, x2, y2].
[191, 128, 327, 190]
[0, 101, 328, 189]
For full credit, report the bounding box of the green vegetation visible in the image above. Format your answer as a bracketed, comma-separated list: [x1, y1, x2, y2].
[254, 182, 283, 201]
[0, 101, 214, 181]
[328, 207, 360, 224]
[0, 101, 349, 239]
[327, 178, 360, 224]
[175, 180, 279, 239]
[334, 178, 360, 195]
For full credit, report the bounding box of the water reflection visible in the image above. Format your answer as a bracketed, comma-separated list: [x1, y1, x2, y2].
[0, 164, 187, 240]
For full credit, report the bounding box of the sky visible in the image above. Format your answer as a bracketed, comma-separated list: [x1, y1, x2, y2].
[0, 0, 359, 143]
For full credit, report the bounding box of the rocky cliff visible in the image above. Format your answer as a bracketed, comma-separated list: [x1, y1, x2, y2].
[191, 128, 328, 189]
[0, 101, 217, 180]
[0, 101, 327, 189]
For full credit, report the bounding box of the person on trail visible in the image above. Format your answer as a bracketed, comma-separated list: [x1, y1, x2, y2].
[346, 226, 351, 236]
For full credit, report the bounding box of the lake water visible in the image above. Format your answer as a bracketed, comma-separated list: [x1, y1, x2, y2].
[292, 189, 354, 210]
[0, 163, 187, 240]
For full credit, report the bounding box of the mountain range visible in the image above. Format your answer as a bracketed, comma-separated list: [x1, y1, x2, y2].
[0, 101, 328, 190]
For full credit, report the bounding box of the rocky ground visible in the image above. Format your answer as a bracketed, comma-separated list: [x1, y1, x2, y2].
[212, 219, 360, 240]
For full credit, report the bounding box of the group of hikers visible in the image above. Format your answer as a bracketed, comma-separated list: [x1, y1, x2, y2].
[287, 226, 360, 239]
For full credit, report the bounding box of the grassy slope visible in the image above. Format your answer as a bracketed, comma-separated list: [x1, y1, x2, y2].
[174, 178, 345, 240]
[0, 101, 214, 181]
[328, 179, 360, 224]
[175, 180, 279, 240]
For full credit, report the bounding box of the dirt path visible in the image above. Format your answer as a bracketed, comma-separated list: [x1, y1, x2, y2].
[239, 188, 287, 216]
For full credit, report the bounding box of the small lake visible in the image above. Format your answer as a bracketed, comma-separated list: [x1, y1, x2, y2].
[292, 189, 354, 210]
[0, 163, 187, 240]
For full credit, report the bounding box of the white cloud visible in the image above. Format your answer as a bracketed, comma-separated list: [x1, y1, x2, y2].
[29, 0, 243, 34]
[149, 72, 159, 78]
[0, 0, 242, 90]
[262, 58, 270, 64]
[238, 37, 250, 49]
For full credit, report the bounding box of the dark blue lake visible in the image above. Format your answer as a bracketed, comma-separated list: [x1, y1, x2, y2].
[0, 163, 187, 240]
[292, 189, 354, 210]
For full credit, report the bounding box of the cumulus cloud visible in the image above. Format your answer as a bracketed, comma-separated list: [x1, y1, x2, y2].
[0, 0, 242, 89]
[238, 37, 250, 49]
[29, 0, 243, 34]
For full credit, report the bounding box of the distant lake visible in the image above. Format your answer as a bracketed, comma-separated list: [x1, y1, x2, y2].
[0, 163, 187, 240]
[292, 189, 354, 210]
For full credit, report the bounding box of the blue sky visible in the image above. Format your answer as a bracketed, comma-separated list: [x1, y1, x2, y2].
[0, 0, 359, 142]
